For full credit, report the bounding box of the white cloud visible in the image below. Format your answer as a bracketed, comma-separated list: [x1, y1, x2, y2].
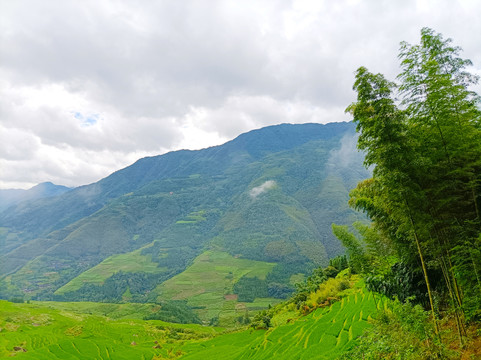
[0, 0, 480, 188]
[250, 180, 277, 199]
[327, 132, 364, 170]
[182, 96, 350, 140]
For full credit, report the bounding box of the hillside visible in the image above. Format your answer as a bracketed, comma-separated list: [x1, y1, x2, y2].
[0, 279, 384, 359]
[180, 287, 382, 360]
[0, 299, 222, 359]
[0, 122, 370, 313]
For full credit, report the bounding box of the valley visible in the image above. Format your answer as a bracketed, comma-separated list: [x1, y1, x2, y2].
[2, 0, 481, 355]
[0, 275, 382, 359]
[0, 122, 369, 310]
[1, 102, 479, 358]
[0, 122, 376, 358]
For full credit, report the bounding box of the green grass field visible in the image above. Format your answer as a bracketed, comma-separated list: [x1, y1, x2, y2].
[0, 285, 385, 359]
[179, 288, 385, 359]
[155, 250, 281, 326]
[32, 301, 165, 320]
[0, 300, 222, 359]
[55, 245, 166, 294]
[53, 249, 281, 327]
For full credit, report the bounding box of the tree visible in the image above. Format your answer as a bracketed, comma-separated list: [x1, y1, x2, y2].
[344, 28, 481, 344]
[331, 224, 369, 274]
[397, 28, 481, 329]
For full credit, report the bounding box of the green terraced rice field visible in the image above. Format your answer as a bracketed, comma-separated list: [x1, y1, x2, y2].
[0, 300, 221, 359]
[179, 288, 386, 359]
[155, 250, 281, 325]
[55, 245, 166, 294]
[33, 301, 165, 320]
[0, 287, 386, 359]
[55, 249, 280, 327]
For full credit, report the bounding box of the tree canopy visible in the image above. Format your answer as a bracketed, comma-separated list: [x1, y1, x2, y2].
[338, 28, 481, 344]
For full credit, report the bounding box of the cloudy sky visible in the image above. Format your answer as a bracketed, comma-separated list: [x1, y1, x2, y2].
[1, 0, 480, 189]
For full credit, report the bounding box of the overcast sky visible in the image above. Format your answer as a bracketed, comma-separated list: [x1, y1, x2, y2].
[1, 0, 480, 189]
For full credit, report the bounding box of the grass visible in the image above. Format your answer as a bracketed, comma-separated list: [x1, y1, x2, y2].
[176, 210, 207, 224]
[0, 300, 222, 359]
[55, 245, 166, 294]
[33, 301, 165, 320]
[179, 287, 386, 359]
[0, 284, 386, 359]
[289, 273, 305, 285]
[54, 249, 281, 327]
[155, 250, 281, 326]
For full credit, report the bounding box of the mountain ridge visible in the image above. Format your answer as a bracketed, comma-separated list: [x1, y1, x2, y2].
[0, 182, 71, 212]
[0, 121, 370, 309]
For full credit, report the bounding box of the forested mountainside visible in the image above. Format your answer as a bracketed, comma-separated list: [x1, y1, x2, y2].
[0, 121, 370, 305]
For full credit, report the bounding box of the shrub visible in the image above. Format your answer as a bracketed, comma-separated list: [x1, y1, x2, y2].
[340, 299, 456, 359]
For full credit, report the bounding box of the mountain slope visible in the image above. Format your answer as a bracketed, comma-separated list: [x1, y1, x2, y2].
[180, 288, 383, 360]
[0, 286, 385, 359]
[0, 122, 370, 304]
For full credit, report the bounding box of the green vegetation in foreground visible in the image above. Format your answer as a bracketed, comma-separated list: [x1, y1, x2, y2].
[180, 288, 383, 360]
[0, 299, 222, 360]
[333, 28, 481, 359]
[0, 273, 382, 360]
[155, 250, 281, 326]
[55, 245, 166, 294]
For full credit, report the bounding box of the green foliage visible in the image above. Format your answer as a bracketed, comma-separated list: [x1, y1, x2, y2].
[329, 255, 348, 272]
[346, 28, 481, 330]
[451, 236, 481, 321]
[294, 266, 327, 294]
[55, 271, 168, 303]
[55, 246, 166, 294]
[153, 250, 280, 325]
[143, 300, 201, 324]
[337, 29, 481, 360]
[0, 122, 370, 303]
[0, 270, 388, 360]
[331, 224, 370, 274]
[365, 262, 429, 305]
[0, 299, 221, 359]
[267, 282, 293, 298]
[304, 277, 352, 311]
[236, 311, 251, 325]
[233, 276, 268, 302]
[34, 301, 175, 320]
[289, 266, 352, 312]
[340, 299, 456, 359]
[265, 262, 313, 294]
[8, 297, 24, 303]
[251, 308, 273, 329]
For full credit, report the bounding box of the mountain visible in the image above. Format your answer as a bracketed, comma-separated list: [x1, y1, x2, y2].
[0, 182, 71, 212]
[0, 122, 370, 310]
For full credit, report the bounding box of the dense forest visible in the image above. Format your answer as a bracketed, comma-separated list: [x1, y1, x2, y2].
[331, 28, 481, 358]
